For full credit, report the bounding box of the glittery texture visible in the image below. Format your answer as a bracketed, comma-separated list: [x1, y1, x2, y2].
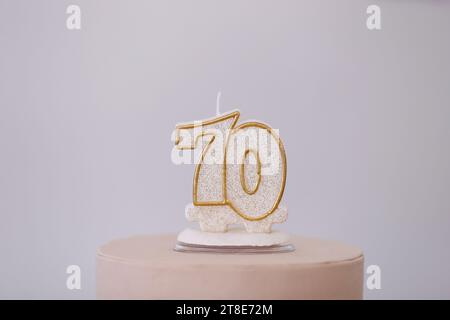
[175, 111, 287, 233]
[186, 203, 288, 233]
[197, 118, 235, 202]
[225, 126, 285, 220]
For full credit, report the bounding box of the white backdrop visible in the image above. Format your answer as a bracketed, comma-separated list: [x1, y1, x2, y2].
[1, 0, 449, 299]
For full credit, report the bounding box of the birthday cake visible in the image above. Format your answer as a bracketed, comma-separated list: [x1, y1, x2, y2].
[96, 106, 364, 300]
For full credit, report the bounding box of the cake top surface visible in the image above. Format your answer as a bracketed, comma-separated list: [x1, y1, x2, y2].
[98, 234, 363, 267]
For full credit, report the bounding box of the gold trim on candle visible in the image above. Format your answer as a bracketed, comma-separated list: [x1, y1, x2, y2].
[240, 149, 262, 196]
[174, 111, 287, 222]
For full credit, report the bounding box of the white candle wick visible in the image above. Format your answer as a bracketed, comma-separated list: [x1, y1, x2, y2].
[216, 91, 222, 116]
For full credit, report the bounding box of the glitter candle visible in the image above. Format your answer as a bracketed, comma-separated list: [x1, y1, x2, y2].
[173, 109, 287, 233]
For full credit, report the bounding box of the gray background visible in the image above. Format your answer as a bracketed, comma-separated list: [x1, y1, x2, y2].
[1, 0, 449, 299]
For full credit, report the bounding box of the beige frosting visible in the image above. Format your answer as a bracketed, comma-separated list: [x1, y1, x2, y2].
[96, 234, 364, 300]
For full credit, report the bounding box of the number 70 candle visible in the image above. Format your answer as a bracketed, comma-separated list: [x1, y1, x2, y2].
[172, 109, 287, 233]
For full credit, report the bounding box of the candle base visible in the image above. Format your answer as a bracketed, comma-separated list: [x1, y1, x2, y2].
[185, 203, 288, 233]
[175, 227, 295, 254]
